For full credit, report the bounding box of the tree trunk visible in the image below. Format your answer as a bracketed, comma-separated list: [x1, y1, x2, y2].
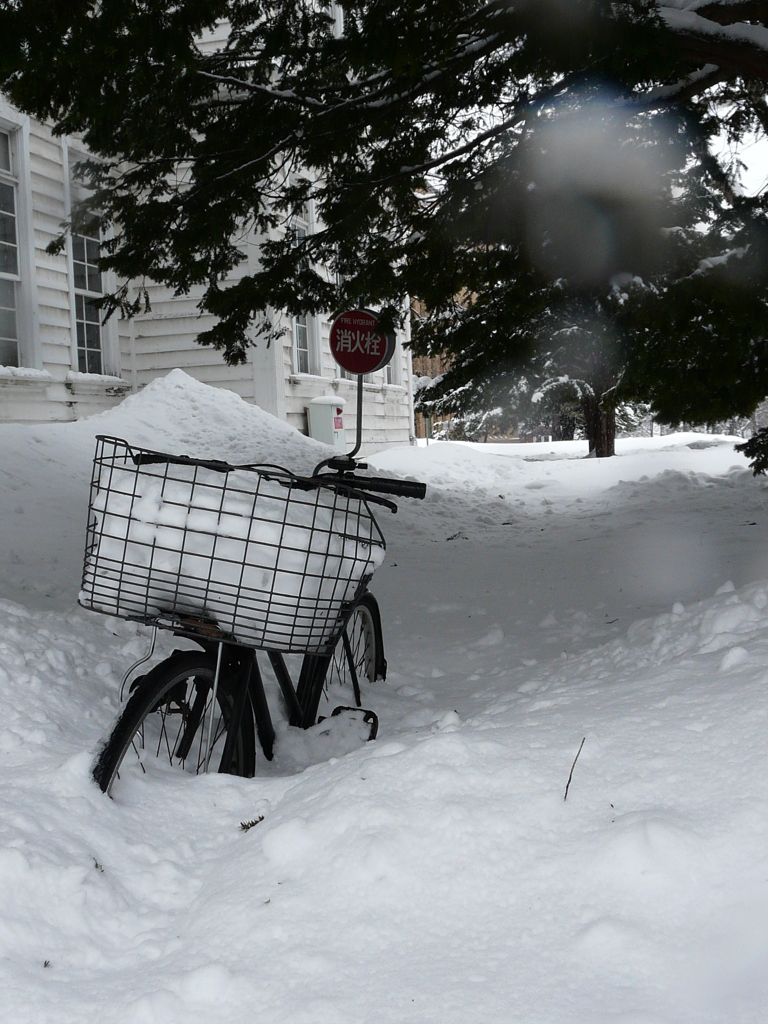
[583, 393, 615, 457]
[552, 410, 576, 441]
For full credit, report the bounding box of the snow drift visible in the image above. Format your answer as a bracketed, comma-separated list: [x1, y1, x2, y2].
[1, 369, 767, 1023]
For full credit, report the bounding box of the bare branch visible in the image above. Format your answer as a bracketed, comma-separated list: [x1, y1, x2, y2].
[563, 737, 586, 801]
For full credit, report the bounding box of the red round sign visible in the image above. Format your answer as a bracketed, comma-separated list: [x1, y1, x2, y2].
[329, 309, 393, 375]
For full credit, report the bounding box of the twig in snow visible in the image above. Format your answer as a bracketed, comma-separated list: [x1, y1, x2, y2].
[563, 737, 586, 801]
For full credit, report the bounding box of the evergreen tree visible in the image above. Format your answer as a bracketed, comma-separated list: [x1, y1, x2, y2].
[2, 1, 768, 460]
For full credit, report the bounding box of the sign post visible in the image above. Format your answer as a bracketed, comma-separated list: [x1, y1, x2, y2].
[329, 309, 395, 458]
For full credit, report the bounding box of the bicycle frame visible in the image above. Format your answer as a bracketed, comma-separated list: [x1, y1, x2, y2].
[181, 589, 383, 772]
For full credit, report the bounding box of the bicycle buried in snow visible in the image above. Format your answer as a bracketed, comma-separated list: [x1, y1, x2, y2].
[79, 435, 426, 795]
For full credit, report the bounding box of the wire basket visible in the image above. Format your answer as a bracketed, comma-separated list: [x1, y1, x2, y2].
[79, 436, 386, 654]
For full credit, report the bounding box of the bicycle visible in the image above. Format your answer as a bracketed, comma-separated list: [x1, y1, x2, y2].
[79, 435, 425, 795]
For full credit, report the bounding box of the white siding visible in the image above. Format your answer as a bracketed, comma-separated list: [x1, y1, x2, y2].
[0, 108, 131, 421]
[118, 278, 257, 402]
[196, 19, 230, 55]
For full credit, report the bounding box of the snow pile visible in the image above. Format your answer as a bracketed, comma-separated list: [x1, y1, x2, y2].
[82, 437, 384, 651]
[0, 370, 331, 611]
[80, 367, 330, 470]
[3, 370, 768, 1023]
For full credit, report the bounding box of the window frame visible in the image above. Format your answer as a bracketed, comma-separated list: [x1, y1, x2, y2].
[0, 102, 38, 370]
[385, 337, 402, 385]
[72, 231, 105, 375]
[0, 128, 20, 367]
[293, 312, 310, 375]
[288, 205, 320, 375]
[65, 138, 120, 377]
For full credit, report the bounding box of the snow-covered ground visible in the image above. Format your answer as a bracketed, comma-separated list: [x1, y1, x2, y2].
[2, 370, 768, 1023]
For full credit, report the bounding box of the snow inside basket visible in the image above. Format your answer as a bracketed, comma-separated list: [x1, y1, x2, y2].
[79, 437, 386, 653]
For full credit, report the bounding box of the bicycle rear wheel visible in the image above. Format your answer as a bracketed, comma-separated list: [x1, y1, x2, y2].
[93, 650, 256, 795]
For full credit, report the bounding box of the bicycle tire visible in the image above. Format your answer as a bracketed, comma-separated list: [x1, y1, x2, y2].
[311, 591, 386, 720]
[93, 650, 256, 795]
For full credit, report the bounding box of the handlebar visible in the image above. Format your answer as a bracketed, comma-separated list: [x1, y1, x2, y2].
[332, 475, 427, 500]
[117, 438, 427, 502]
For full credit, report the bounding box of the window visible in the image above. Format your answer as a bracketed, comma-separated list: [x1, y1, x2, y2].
[294, 314, 310, 374]
[289, 208, 309, 250]
[0, 278, 17, 367]
[290, 208, 315, 374]
[0, 129, 19, 367]
[0, 183, 17, 274]
[73, 233, 103, 373]
[290, 223, 307, 247]
[333, 269, 354, 379]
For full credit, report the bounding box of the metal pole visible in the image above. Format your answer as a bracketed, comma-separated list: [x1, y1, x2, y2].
[204, 641, 224, 773]
[347, 373, 364, 459]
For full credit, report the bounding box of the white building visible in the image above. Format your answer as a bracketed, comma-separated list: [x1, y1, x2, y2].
[0, 99, 416, 451]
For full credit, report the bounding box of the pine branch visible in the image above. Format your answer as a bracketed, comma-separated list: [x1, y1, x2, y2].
[659, 4, 768, 78]
[626, 64, 726, 108]
[197, 69, 325, 107]
[240, 815, 265, 832]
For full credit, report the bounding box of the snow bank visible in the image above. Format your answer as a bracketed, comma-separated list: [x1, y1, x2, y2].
[77, 368, 329, 470]
[369, 433, 749, 501]
[3, 571, 768, 1021]
[0, 370, 331, 611]
[2, 371, 768, 1022]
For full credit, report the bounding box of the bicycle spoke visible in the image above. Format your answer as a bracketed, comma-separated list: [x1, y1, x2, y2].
[322, 601, 376, 709]
[156, 705, 174, 764]
[352, 623, 364, 666]
[128, 723, 146, 770]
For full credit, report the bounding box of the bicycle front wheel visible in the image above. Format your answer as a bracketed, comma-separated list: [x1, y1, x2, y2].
[93, 650, 256, 795]
[323, 592, 386, 707]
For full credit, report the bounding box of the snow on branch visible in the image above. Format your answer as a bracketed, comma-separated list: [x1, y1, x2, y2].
[659, 4, 768, 51]
[695, 245, 749, 272]
[628, 62, 724, 106]
[532, 375, 595, 404]
[197, 70, 324, 108]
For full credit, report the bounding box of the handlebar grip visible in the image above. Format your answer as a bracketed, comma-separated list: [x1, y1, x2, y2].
[348, 476, 427, 499]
